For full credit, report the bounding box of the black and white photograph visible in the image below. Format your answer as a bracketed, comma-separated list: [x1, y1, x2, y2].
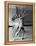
[9, 5, 32, 41]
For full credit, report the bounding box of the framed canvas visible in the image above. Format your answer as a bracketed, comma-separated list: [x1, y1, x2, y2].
[4, 1, 35, 45]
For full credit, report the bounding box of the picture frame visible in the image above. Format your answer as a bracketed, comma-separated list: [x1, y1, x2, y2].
[4, 1, 35, 45]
